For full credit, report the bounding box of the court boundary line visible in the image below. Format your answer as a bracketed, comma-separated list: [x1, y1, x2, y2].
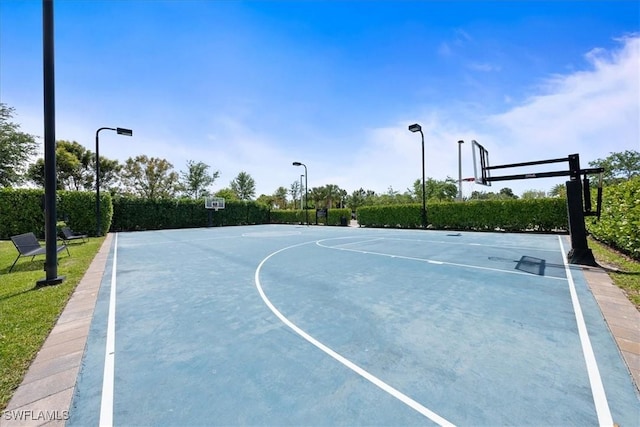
[6, 227, 638, 426]
[254, 240, 456, 427]
[558, 236, 613, 426]
[99, 233, 118, 427]
[316, 237, 567, 281]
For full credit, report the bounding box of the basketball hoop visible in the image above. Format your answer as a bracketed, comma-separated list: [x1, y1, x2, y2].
[205, 197, 225, 211]
[461, 177, 475, 200]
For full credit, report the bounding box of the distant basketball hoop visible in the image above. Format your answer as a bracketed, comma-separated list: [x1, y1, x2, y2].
[205, 197, 225, 227]
[205, 197, 225, 212]
[461, 177, 476, 200]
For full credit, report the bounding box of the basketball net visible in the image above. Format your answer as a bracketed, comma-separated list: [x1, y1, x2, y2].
[461, 177, 475, 200]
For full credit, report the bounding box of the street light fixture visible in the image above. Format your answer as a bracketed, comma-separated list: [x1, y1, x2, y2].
[458, 140, 464, 201]
[96, 127, 132, 236]
[292, 162, 308, 225]
[408, 123, 427, 228]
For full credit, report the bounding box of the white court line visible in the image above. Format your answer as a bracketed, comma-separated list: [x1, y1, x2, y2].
[316, 238, 567, 281]
[255, 240, 455, 427]
[99, 233, 118, 427]
[378, 236, 561, 253]
[558, 236, 613, 426]
[331, 237, 385, 248]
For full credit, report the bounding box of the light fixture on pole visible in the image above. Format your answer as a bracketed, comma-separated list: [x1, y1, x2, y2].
[292, 162, 308, 225]
[408, 123, 427, 228]
[458, 140, 464, 201]
[96, 127, 132, 236]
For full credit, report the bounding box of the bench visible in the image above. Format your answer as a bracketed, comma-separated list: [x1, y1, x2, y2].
[9, 232, 69, 273]
[60, 227, 88, 244]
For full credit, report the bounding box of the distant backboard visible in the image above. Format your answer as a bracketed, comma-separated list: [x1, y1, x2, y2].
[205, 197, 225, 210]
[471, 140, 491, 186]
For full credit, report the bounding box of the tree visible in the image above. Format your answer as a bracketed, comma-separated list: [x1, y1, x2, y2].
[589, 150, 640, 184]
[27, 140, 95, 190]
[323, 184, 346, 208]
[215, 188, 238, 201]
[230, 171, 256, 200]
[27, 140, 121, 192]
[272, 186, 288, 209]
[256, 194, 276, 207]
[180, 160, 219, 199]
[548, 184, 567, 198]
[121, 155, 181, 199]
[289, 181, 301, 209]
[499, 187, 518, 199]
[0, 103, 39, 187]
[309, 186, 327, 208]
[521, 189, 547, 199]
[411, 177, 458, 202]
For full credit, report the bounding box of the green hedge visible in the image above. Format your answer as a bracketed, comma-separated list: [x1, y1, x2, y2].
[110, 197, 269, 231]
[587, 176, 640, 259]
[357, 198, 568, 232]
[0, 189, 103, 238]
[270, 208, 351, 226]
[0, 188, 46, 239]
[58, 190, 110, 236]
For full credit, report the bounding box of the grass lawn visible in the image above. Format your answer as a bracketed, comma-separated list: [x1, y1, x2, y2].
[0, 236, 105, 411]
[0, 233, 637, 412]
[589, 236, 640, 309]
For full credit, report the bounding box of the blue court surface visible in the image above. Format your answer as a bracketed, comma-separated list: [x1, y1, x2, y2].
[68, 224, 639, 426]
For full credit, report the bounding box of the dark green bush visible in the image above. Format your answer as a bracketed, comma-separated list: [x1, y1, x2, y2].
[0, 188, 46, 239]
[58, 190, 109, 236]
[110, 197, 269, 231]
[0, 189, 107, 238]
[588, 176, 640, 259]
[270, 208, 351, 226]
[357, 198, 567, 232]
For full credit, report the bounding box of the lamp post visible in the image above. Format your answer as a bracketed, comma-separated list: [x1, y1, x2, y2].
[293, 162, 308, 225]
[408, 123, 426, 228]
[300, 174, 304, 211]
[96, 127, 132, 236]
[458, 140, 464, 201]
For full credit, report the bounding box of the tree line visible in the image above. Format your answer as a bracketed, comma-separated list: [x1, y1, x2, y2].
[2, 103, 638, 210]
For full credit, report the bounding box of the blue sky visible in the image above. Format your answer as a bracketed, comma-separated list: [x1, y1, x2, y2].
[1, 0, 638, 198]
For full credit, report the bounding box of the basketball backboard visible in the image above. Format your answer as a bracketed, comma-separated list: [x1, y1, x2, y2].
[205, 197, 225, 210]
[471, 140, 491, 186]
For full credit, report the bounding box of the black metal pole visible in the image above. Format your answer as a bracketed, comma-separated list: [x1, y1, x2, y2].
[303, 164, 308, 226]
[38, 0, 64, 286]
[420, 130, 427, 228]
[95, 127, 114, 236]
[95, 129, 101, 236]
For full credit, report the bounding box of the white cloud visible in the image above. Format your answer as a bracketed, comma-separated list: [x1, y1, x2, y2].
[349, 35, 640, 197]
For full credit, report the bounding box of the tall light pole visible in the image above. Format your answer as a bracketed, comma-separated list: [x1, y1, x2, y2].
[96, 127, 132, 236]
[37, 0, 64, 286]
[458, 140, 464, 201]
[293, 162, 308, 225]
[300, 174, 304, 212]
[408, 123, 426, 228]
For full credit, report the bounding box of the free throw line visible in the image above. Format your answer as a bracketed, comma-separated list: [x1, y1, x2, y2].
[99, 233, 118, 427]
[255, 240, 455, 426]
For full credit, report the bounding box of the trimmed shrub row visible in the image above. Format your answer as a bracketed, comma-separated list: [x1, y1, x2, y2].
[357, 198, 568, 232]
[0, 188, 103, 239]
[110, 197, 269, 231]
[587, 176, 640, 259]
[270, 208, 351, 226]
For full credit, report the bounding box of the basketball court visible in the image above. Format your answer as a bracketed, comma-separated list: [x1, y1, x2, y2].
[61, 224, 639, 426]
